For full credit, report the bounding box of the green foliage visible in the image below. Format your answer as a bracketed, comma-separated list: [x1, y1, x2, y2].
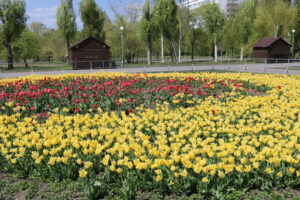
[140, 0, 153, 42]
[0, 0, 27, 45]
[14, 30, 41, 64]
[79, 0, 106, 42]
[199, 3, 225, 37]
[0, 0, 27, 69]
[30, 21, 46, 36]
[57, 0, 77, 48]
[153, 0, 179, 62]
[154, 0, 179, 39]
[105, 13, 143, 63]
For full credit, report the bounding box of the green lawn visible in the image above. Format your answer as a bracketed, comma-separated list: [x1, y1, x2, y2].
[0, 64, 72, 73]
[0, 59, 255, 73]
[271, 66, 300, 70]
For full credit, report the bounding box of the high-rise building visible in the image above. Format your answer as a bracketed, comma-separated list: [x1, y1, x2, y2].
[180, 0, 242, 15]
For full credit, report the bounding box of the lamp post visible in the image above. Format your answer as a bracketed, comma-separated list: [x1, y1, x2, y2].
[120, 26, 124, 68]
[292, 29, 295, 59]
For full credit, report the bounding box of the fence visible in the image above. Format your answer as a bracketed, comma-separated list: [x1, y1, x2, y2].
[0, 58, 299, 78]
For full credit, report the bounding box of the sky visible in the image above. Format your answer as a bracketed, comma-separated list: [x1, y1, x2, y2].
[26, 0, 144, 29]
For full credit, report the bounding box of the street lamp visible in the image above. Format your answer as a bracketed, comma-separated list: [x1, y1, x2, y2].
[120, 26, 124, 68]
[292, 29, 295, 59]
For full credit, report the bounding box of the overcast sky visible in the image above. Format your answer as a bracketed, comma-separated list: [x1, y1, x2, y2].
[26, 0, 144, 29]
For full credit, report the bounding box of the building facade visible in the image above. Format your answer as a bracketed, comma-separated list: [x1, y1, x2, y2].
[181, 0, 242, 15]
[253, 38, 291, 62]
[68, 37, 111, 69]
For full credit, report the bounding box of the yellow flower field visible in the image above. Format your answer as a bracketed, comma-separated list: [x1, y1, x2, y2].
[0, 72, 299, 199]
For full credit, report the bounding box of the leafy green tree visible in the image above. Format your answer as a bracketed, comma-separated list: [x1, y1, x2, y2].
[223, 17, 239, 58]
[271, 0, 297, 38]
[293, 0, 300, 57]
[249, 0, 296, 56]
[14, 30, 41, 67]
[79, 0, 106, 42]
[154, 0, 179, 63]
[57, 0, 77, 58]
[178, 0, 183, 63]
[231, 0, 256, 60]
[0, 0, 27, 69]
[198, 3, 225, 62]
[30, 21, 46, 36]
[140, 0, 155, 65]
[105, 12, 143, 64]
[49, 30, 67, 61]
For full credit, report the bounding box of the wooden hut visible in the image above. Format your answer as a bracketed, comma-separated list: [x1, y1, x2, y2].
[68, 37, 111, 69]
[253, 38, 291, 62]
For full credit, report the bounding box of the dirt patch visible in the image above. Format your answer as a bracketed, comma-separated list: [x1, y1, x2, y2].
[246, 90, 268, 97]
[32, 182, 47, 200]
[0, 173, 9, 181]
[13, 190, 25, 200]
[285, 187, 300, 196]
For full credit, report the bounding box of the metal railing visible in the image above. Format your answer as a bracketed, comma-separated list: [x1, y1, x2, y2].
[0, 58, 299, 78]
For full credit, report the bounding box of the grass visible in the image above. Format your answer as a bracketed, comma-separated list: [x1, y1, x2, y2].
[271, 66, 300, 70]
[0, 172, 299, 200]
[0, 59, 256, 73]
[0, 64, 72, 73]
[121, 60, 255, 68]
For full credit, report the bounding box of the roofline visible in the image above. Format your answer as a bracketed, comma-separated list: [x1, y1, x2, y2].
[69, 36, 110, 50]
[253, 37, 291, 48]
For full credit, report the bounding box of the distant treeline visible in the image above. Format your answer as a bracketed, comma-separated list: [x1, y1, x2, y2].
[0, 0, 298, 68]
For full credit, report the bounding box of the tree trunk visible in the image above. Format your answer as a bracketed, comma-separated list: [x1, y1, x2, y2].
[24, 59, 28, 67]
[192, 43, 194, 64]
[178, 0, 182, 63]
[161, 32, 165, 63]
[66, 40, 70, 64]
[240, 46, 244, 61]
[214, 34, 218, 63]
[147, 36, 152, 65]
[274, 24, 278, 38]
[170, 36, 178, 63]
[6, 43, 13, 69]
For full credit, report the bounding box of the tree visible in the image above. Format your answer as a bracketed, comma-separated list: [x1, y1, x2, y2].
[199, 3, 225, 62]
[79, 0, 106, 42]
[106, 12, 143, 64]
[248, 0, 296, 57]
[223, 17, 239, 58]
[178, 0, 183, 63]
[293, 0, 300, 58]
[0, 0, 27, 69]
[57, 0, 76, 59]
[30, 21, 46, 36]
[154, 0, 179, 63]
[14, 30, 41, 67]
[140, 0, 155, 65]
[231, 0, 256, 60]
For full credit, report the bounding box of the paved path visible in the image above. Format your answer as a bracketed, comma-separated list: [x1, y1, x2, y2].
[0, 62, 299, 78]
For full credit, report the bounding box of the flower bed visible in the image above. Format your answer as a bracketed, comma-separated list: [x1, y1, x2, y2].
[0, 72, 299, 199]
